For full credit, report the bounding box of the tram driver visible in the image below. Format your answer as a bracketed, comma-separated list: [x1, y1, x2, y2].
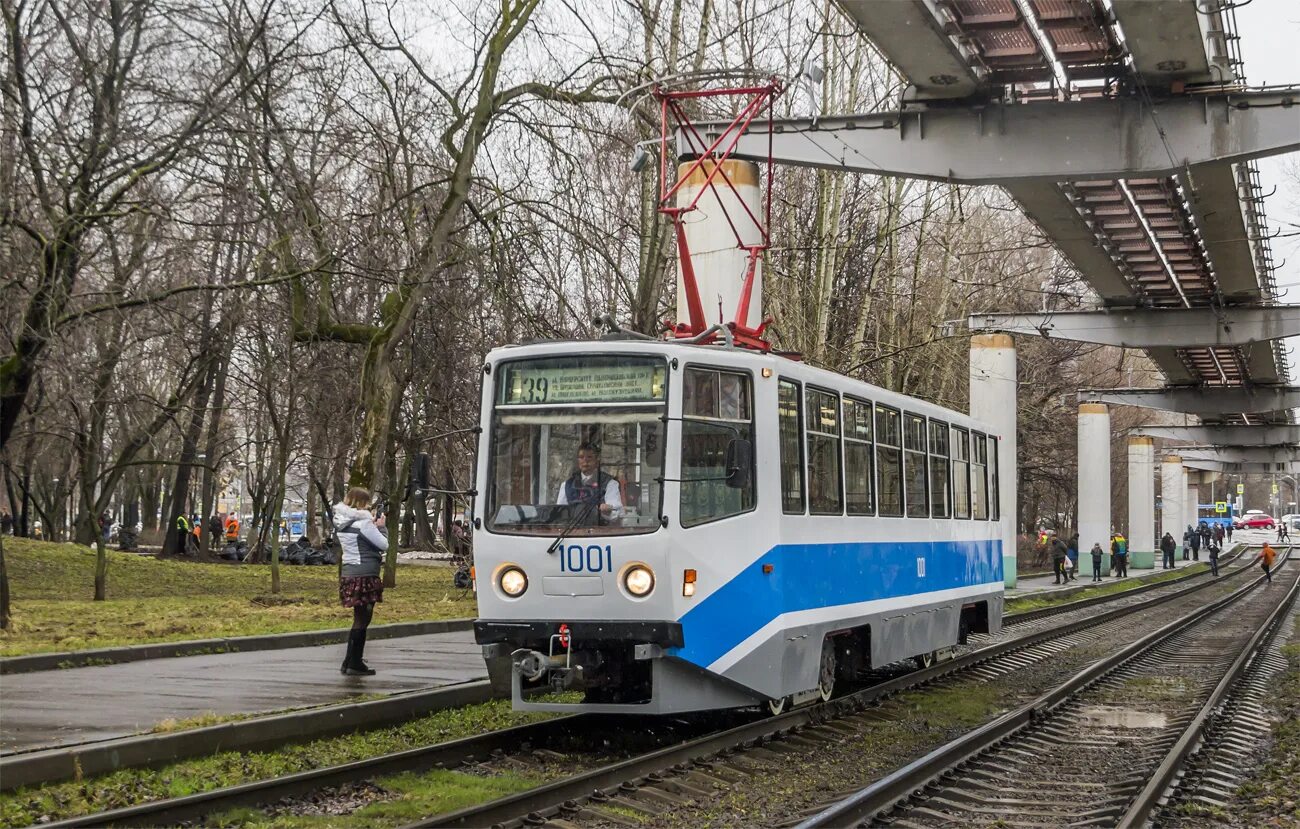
[555, 442, 623, 519]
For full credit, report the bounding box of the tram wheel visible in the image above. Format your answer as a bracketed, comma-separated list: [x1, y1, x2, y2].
[766, 696, 787, 716]
[915, 650, 938, 669]
[818, 639, 837, 702]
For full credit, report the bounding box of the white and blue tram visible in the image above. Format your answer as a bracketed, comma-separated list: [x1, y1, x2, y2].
[473, 337, 1005, 714]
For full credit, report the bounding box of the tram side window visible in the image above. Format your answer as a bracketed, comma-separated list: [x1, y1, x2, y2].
[843, 397, 874, 515]
[972, 432, 989, 520]
[951, 426, 971, 519]
[681, 368, 756, 527]
[778, 380, 805, 514]
[806, 388, 843, 514]
[929, 420, 950, 519]
[876, 406, 903, 517]
[903, 413, 928, 518]
[987, 435, 1000, 521]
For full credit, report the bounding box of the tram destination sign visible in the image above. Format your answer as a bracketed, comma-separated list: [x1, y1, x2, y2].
[501, 362, 665, 405]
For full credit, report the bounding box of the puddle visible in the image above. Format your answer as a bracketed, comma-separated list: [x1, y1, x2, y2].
[1077, 706, 1168, 729]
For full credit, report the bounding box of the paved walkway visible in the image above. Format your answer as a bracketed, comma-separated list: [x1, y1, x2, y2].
[1009, 553, 1205, 598]
[0, 630, 484, 753]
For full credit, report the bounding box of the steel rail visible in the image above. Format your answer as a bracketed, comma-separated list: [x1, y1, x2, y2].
[405, 552, 1265, 829]
[793, 549, 1295, 829]
[1119, 561, 1300, 827]
[38, 549, 1262, 828]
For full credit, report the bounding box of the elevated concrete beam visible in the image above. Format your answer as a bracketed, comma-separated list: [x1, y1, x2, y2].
[682, 91, 1300, 184]
[1079, 386, 1300, 415]
[1132, 424, 1300, 446]
[1181, 459, 1300, 473]
[1111, 1, 1216, 86]
[1179, 446, 1300, 464]
[968, 306, 1300, 349]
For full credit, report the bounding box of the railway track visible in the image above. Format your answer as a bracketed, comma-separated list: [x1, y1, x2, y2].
[793, 553, 1298, 829]
[32, 550, 1263, 828]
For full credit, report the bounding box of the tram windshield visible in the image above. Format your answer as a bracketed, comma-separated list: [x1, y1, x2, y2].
[487, 355, 668, 536]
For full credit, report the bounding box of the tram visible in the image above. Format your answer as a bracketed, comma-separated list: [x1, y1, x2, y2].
[472, 80, 1004, 714]
[472, 337, 1005, 714]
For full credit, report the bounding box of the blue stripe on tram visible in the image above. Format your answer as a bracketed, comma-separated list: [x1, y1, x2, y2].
[671, 539, 1003, 668]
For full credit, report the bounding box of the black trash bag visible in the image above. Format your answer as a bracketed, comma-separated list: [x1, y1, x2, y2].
[117, 528, 138, 552]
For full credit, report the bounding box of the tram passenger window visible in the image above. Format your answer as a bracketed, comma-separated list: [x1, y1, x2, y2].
[987, 435, 999, 521]
[843, 397, 874, 515]
[972, 432, 989, 520]
[876, 406, 903, 517]
[903, 413, 928, 518]
[928, 420, 950, 519]
[681, 368, 756, 527]
[778, 380, 805, 514]
[805, 388, 843, 514]
[951, 426, 971, 519]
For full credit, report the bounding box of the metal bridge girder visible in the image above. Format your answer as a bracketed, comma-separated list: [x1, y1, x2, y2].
[1180, 458, 1300, 474]
[680, 91, 1299, 184]
[1134, 424, 1300, 446]
[1179, 446, 1300, 464]
[969, 306, 1300, 349]
[1079, 386, 1300, 415]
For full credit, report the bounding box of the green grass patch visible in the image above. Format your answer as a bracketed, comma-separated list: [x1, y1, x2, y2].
[1004, 564, 1208, 614]
[0, 538, 474, 657]
[0, 698, 556, 828]
[207, 769, 548, 828]
[1232, 636, 1300, 825]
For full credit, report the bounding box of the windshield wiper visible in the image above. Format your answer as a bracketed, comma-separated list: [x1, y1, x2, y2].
[546, 499, 599, 555]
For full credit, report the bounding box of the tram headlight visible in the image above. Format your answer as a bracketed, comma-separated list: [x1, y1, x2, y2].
[498, 566, 528, 597]
[624, 565, 655, 597]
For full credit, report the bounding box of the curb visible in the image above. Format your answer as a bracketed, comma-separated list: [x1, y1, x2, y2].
[0, 618, 474, 675]
[0, 679, 495, 792]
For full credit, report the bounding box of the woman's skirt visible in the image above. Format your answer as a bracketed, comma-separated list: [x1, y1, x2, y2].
[339, 575, 385, 607]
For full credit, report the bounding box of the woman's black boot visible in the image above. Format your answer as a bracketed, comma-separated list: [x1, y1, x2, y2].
[341, 635, 356, 674]
[344, 629, 375, 676]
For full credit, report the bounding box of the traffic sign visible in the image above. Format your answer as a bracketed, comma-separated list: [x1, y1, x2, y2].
[1215, 501, 1227, 514]
[1273, 484, 1279, 494]
[1237, 484, 1245, 495]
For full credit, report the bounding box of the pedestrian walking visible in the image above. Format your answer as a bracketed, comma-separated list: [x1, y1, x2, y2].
[1160, 532, 1177, 569]
[1066, 533, 1080, 582]
[1226, 523, 1234, 542]
[1214, 523, 1225, 547]
[1207, 538, 1220, 576]
[335, 487, 389, 676]
[1260, 542, 1276, 584]
[1199, 522, 1212, 553]
[1051, 535, 1069, 584]
[1189, 527, 1201, 561]
[1090, 542, 1105, 582]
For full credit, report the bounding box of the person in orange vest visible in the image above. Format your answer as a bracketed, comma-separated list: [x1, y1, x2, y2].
[1260, 542, 1276, 584]
[224, 514, 240, 542]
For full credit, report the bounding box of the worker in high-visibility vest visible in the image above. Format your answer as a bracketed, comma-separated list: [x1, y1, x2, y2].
[225, 514, 240, 542]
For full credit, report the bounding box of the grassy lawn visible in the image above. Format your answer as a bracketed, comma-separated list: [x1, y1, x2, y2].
[0, 538, 475, 657]
[0, 698, 556, 828]
[1004, 563, 1209, 614]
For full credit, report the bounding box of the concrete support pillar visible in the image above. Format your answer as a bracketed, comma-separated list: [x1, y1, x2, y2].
[1128, 437, 1156, 568]
[1185, 468, 1197, 538]
[1078, 403, 1112, 559]
[970, 334, 1018, 587]
[1161, 456, 1184, 555]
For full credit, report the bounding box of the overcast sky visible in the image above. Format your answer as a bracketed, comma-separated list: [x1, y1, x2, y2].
[1234, 0, 1300, 377]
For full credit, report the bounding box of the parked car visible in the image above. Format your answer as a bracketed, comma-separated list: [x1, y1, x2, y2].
[1234, 513, 1276, 529]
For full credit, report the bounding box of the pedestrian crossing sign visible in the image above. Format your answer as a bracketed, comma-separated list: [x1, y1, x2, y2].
[1237, 484, 1244, 495]
[1214, 501, 1227, 514]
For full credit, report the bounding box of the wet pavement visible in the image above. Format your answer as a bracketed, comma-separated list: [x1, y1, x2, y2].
[0, 629, 484, 752]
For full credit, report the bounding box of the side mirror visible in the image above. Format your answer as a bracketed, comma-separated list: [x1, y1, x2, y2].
[725, 438, 753, 489]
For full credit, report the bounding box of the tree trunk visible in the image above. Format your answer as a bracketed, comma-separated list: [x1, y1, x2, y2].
[163, 352, 216, 556]
[199, 349, 231, 556]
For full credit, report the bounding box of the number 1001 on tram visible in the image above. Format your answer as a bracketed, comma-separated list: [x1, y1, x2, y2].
[473, 337, 1006, 714]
